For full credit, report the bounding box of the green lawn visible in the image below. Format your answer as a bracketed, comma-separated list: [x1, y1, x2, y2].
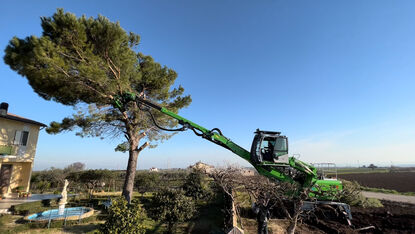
[335, 167, 390, 174]
[360, 186, 415, 196]
[1, 193, 224, 234]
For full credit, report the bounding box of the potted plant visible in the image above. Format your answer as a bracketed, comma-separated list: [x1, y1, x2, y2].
[14, 186, 25, 198]
[16, 186, 24, 192]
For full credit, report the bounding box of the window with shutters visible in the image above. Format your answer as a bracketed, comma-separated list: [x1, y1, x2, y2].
[21, 131, 29, 146]
[13, 130, 29, 146]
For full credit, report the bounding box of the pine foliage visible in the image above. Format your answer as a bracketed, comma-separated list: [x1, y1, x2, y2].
[4, 8, 191, 146]
[4, 9, 192, 202]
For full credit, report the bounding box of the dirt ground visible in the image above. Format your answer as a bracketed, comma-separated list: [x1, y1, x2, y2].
[241, 200, 415, 233]
[241, 218, 324, 234]
[338, 172, 415, 193]
[305, 200, 415, 234]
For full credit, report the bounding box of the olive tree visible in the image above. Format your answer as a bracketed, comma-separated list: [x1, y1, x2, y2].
[101, 197, 147, 234]
[149, 188, 196, 233]
[182, 168, 212, 200]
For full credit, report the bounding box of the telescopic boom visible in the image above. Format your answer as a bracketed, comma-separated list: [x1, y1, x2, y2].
[113, 93, 324, 188]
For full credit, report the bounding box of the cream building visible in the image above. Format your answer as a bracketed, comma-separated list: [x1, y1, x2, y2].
[0, 102, 45, 198]
[188, 161, 215, 174]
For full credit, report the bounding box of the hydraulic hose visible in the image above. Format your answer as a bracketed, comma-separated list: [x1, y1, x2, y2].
[138, 104, 187, 132]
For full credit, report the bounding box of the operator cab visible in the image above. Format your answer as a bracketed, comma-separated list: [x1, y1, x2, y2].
[250, 129, 289, 164]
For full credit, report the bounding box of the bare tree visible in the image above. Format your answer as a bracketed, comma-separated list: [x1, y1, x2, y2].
[285, 188, 312, 234]
[240, 173, 313, 234]
[211, 166, 314, 234]
[241, 174, 288, 234]
[211, 166, 243, 231]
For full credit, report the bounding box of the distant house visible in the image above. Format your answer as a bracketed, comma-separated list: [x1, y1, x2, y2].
[0, 103, 46, 198]
[149, 167, 158, 172]
[188, 161, 215, 174]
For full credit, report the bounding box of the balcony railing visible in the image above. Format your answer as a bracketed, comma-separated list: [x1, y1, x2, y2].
[0, 144, 15, 155]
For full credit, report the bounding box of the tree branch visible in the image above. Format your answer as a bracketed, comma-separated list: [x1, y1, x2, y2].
[50, 63, 71, 78]
[108, 57, 121, 77]
[136, 141, 149, 153]
[57, 51, 83, 62]
[107, 59, 119, 79]
[72, 80, 110, 99]
[69, 35, 88, 63]
[137, 131, 146, 141]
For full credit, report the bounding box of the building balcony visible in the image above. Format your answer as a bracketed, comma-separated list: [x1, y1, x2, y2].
[0, 144, 15, 156]
[0, 144, 34, 162]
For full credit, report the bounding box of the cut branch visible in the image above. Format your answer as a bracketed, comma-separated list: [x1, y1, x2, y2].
[137, 131, 146, 141]
[136, 141, 149, 153]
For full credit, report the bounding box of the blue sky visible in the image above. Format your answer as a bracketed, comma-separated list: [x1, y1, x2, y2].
[1, 1, 415, 170]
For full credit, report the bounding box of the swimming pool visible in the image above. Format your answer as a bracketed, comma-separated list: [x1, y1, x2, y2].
[25, 207, 94, 222]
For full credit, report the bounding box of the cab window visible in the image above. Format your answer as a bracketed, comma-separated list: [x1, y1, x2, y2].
[275, 137, 287, 151]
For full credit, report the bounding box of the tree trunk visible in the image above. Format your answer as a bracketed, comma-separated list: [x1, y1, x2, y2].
[287, 198, 302, 234]
[167, 221, 174, 233]
[287, 215, 298, 234]
[122, 147, 139, 203]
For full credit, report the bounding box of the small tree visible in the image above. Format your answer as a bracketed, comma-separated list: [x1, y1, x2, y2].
[64, 162, 85, 173]
[182, 168, 212, 200]
[101, 197, 147, 234]
[368, 164, 378, 170]
[149, 188, 196, 233]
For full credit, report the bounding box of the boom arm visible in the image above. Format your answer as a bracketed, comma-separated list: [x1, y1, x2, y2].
[114, 93, 318, 187]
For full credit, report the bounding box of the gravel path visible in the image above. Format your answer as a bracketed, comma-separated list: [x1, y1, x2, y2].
[362, 191, 415, 204]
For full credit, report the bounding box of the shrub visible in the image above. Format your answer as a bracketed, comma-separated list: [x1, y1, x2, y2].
[100, 197, 147, 234]
[364, 198, 383, 208]
[339, 180, 383, 208]
[338, 180, 363, 206]
[149, 188, 196, 233]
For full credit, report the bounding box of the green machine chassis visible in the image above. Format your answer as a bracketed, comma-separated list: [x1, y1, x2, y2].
[114, 93, 352, 222]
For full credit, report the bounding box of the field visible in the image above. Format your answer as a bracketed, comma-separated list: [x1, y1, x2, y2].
[236, 199, 415, 233]
[337, 171, 415, 193]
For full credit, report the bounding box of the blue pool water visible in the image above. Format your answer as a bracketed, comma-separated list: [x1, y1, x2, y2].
[27, 207, 91, 221]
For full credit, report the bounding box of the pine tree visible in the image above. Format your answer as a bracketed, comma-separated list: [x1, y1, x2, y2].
[4, 9, 191, 202]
